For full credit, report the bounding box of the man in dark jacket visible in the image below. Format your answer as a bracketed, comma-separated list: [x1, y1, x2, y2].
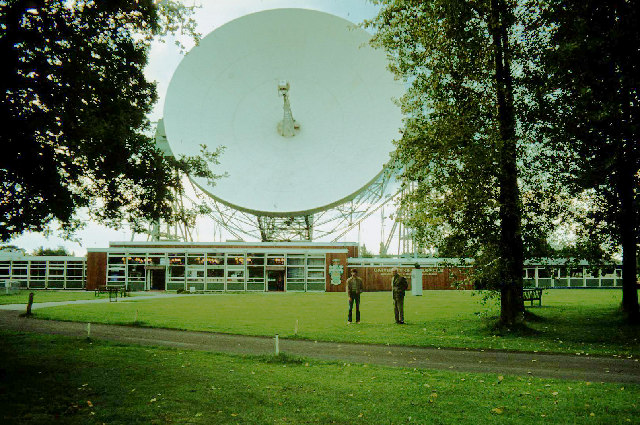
[392, 267, 408, 324]
[346, 269, 363, 324]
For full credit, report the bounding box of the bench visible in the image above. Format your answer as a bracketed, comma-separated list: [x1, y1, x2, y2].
[95, 285, 128, 302]
[523, 288, 543, 306]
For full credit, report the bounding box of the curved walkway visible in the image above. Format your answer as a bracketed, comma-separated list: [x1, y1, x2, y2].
[1, 310, 639, 384]
[0, 292, 186, 311]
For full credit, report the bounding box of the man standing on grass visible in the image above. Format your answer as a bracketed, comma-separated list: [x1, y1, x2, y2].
[392, 268, 408, 324]
[346, 269, 363, 324]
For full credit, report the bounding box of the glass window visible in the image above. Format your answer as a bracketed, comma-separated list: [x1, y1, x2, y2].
[248, 267, 264, 279]
[0, 261, 10, 277]
[307, 257, 325, 267]
[226, 255, 245, 266]
[227, 269, 245, 290]
[308, 270, 324, 279]
[186, 268, 205, 278]
[168, 253, 185, 266]
[287, 255, 304, 266]
[108, 255, 126, 265]
[206, 255, 224, 265]
[570, 268, 583, 278]
[67, 262, 84, 277]
[11, 262, 28, 276]
[187, 254, 205, 265]
[207, 268, 224, 279]
[49, 268, 64, 276]
[29, 262, 46, 279]
[107, 269, 125, 284]
[267, 256, 285, 266]
[169, 266, 185, 278]
[128, 265, 145, 279]
[287, 267, 304, 279]
[246, 253, 264, 265]
[537, 268, 551, 278]
[128, 256, 146, 265]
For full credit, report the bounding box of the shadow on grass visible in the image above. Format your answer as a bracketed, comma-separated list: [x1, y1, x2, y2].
[523, 310, 547, 323]
[482, 315, 541, 337]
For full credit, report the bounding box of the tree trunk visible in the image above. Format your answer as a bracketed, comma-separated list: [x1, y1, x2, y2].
[614, 3, 639, 323]
[490, 0, 525, 326]
[616, 90, 639, 322]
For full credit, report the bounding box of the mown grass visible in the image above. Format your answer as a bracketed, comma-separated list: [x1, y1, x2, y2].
[32, 289, 640, 356]
[1, 330, 638, 424]
[0, 290, 117, 305]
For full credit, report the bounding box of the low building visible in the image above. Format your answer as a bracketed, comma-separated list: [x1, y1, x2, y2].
[1, 244, 624, 292]
[0, 253, 86, 290]
[87, 241, 358, 292]
[523, 259, 623, 288]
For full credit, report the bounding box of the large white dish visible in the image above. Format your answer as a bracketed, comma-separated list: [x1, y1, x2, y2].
[163, 8, 402, 216]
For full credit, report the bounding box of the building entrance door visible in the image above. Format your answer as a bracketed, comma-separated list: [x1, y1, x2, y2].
[148, 268, 166, 291]
[267, 270, 285, 292]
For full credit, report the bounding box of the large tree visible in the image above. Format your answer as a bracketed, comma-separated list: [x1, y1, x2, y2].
[367, 0, 532, 325]
[0, 0, 215, 241]
[525, 0, 640, 321]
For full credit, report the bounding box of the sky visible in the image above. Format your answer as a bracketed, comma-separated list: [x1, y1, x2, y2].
[7, 0, 404, 257]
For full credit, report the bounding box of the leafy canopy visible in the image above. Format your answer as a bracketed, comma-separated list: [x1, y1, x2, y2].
[0, 0, 217, 241]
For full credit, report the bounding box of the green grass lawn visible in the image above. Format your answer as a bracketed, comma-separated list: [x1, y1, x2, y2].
[1, 330, 638, 425]
[32, 289, 640, 356]
[0, 289, 117, 304]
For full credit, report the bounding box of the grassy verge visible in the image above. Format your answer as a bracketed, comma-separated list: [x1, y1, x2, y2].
[1, 330, 638, 424]
[0, 290, 148, 305]
[31, 290, 640, 356]
[0, 290, 115, 304]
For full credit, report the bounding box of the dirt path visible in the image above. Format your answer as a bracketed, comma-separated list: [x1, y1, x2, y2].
[1, 310, 638, 384]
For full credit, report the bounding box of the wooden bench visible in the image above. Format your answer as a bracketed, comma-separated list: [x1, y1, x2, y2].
[523, 288, 543, 306]
[95, 285, 127, 301]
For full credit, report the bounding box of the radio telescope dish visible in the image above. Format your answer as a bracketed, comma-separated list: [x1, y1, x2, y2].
[163, 8, 402, 218]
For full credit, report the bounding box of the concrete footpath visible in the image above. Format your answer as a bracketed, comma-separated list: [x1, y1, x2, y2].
[1, 309, 639, 384]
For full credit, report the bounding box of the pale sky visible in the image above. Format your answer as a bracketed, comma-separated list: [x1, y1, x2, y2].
[8, 0, 403, 256]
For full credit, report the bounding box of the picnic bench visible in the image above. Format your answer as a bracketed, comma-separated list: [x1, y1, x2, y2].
[95, 285, 128, 302]
[522, 288, 543, 306]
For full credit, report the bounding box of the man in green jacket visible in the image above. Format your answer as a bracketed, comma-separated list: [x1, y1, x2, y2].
[392, 268, 408, 324]
[346, 269, 363, 324]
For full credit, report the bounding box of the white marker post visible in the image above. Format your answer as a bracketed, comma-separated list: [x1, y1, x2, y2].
[275, 334, 280, 355]
[87, 322, 91, 338]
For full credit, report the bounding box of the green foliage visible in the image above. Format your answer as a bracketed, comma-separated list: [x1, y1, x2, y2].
[366, 0, 533, 324]
[0, 244, 26, 254]
[0, 0, 217, 241]
[521, 0, 640, 317]
[359, 244, 374, 257]
[31, 245, 73, 256]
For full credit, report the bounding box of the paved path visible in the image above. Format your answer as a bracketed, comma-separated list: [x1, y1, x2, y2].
[0, 292, 186, 311]
[1, 310, 638, 384]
